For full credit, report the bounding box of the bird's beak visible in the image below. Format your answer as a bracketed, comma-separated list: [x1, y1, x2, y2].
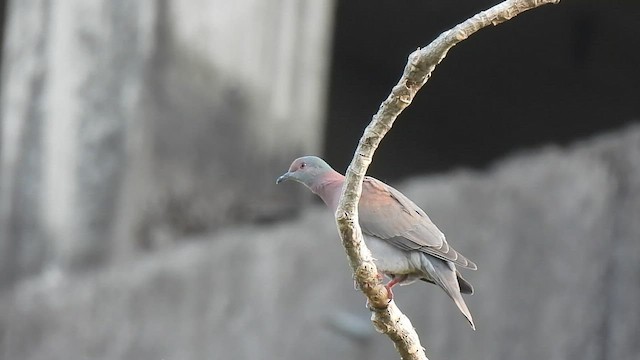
[276, 172, 292, 184]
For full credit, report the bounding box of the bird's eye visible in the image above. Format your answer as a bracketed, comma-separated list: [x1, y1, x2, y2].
[300, 162, 306, 169]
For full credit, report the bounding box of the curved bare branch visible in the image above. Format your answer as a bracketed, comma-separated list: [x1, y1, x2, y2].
[334, 1, 559, 359]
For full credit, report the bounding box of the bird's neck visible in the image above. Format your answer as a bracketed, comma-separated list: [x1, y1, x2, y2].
[310, 171, 345, 211]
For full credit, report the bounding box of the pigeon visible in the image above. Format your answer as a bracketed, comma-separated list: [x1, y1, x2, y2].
[277, 156, 477, 329]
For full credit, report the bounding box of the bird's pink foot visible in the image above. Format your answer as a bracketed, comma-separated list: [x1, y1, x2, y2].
[383, 274, 408, 301]
[384, 284, 395, 301]
[363, 274, 396, 310]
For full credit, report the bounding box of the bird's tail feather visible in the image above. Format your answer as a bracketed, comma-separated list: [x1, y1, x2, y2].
[423, 256, 476, 330]
[457, 270, 474, 295]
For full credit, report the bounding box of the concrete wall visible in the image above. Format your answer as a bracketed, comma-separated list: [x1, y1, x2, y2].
[0, 0, 334, 286]
[2, 125, 638, 360]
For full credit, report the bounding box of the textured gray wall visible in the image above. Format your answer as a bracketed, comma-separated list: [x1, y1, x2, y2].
[2, 126, 638, 360]
[0, 0, 334, 286]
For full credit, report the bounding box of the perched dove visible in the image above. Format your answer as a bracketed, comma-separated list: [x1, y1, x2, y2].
[277, 156, 477, 329]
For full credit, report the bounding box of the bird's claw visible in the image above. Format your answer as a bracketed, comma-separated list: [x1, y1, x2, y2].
[384, 285, 394, 301]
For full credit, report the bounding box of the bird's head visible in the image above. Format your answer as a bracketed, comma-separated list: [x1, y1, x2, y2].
[276, 156, 334, 188]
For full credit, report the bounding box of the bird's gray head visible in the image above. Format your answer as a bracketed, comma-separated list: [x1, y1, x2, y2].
[276, 156, 334, 187]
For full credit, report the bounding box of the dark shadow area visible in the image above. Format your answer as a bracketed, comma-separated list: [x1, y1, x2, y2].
[325, 0, 640, 180]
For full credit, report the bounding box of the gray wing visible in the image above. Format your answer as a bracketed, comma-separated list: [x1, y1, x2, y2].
[358, 176, 477, 270]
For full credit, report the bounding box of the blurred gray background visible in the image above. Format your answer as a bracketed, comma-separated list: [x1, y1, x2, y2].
[1, 0, 639, 359]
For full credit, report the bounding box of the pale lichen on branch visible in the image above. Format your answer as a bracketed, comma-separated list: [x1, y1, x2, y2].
[333, 1, 559, 359]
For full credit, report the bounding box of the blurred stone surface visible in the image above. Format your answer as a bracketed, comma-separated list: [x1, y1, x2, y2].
[1, 125, 639, 360]
[0, 0, 334, 286]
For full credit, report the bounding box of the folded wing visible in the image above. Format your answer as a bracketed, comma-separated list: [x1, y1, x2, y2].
[358, 176, 477, 270]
